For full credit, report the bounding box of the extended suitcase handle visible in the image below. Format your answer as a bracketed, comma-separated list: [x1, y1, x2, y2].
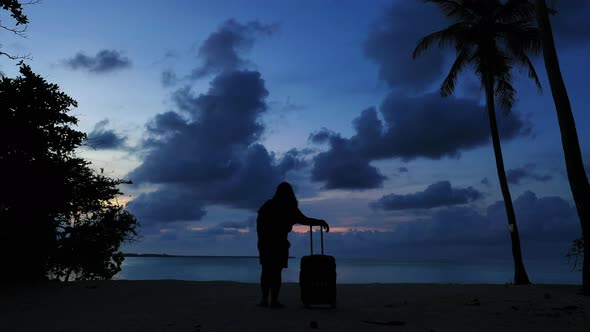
[309, 225, 324, 255]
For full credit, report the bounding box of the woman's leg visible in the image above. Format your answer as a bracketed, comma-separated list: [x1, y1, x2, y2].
[259, 265, 270, 306]
[270, 266, 283, 307]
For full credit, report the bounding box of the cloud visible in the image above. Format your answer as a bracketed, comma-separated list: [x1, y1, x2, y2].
[481, 177, 491, 187]
[336, 191, 577, 259]
[161, 70, 178, 87]
[310, 122, 386, 189]
[127, 70, 304, 224]
[398, 167, 408, 173]
[278, 149, 309, 174]
[364, 1, 448, 91]
[310, 92, 532, 189]
[372, 181, 482, 211]
[190, 19, 277, 79]
[64, 50, 131, 73]
[373, 190, 578, 256]
[86, 119, 127, 150]
[218, 217, 256, 231]
[127, 186, 207, 223]
[486, 191, 578, 237]
[144, 111, 188, 138]
[506, 164, 552, 185]
[127, 20, 299, 225]
[129, 70, 268, 185]
[311, 149, 387, 190]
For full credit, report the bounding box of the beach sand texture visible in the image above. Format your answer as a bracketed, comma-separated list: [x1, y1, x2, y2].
[2, 281, 589, 331]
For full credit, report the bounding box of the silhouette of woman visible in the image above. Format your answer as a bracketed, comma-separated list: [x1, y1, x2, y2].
[256, 182, 329, 308]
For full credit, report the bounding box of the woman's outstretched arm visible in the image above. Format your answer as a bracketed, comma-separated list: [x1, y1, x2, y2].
[295, 208, 329, 232]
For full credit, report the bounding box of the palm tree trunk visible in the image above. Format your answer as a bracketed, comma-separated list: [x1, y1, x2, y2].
[484, 75, 531, 285]
[535, 0, 590, 295]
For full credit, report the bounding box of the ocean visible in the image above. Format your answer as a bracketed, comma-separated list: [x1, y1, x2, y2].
[116, 256, 581, 284]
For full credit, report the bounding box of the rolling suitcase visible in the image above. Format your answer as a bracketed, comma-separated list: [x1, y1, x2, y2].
[299, 225, 337, 308]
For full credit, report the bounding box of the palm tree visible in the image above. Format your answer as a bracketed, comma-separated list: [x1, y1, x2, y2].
[413, 0, 543, 284]
[533, 0, 590, 295]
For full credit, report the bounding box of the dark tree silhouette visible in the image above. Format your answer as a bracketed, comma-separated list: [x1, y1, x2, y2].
[533, 0, 590, 295]
[0, 65, 138, 281]
[49, 193, 139, 281]
[46, 163, 139, 281]
[413, 0, 543, 284]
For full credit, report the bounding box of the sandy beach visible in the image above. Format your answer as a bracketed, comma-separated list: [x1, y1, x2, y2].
[1, 281, 588, 331]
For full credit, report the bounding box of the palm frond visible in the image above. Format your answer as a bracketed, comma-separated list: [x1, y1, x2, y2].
[470, 48, 486, 83]
[471, 45, 503, 80]
[422, 0, 480, 23]
[495, 73, 516, 112]
[520, 53, 542, 93]
[413, 23, 467, 58]
[504, 44, 542, 93]
[440, 48, 472, 96]
[495, 0, 535, 23]
[498, 24, 542, 54]
[415, 0, 539, 112]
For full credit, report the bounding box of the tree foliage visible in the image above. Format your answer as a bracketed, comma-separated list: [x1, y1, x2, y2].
[0, 0, 29, 25]
[413, 0, 542, 109]
[0, 65, 139, 281]
[567, 237, 584, 272]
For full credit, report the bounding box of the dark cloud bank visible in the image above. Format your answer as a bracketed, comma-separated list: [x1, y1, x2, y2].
[310, 93, 532, 190]
[126, 19, 309, 230]
[372, 181, 482, 211]
[86, 119, 127, 150]
[127, 70, 305, 223]
[506, 164, 552, 185]
[64, 49, 131, 73]
[129, 19, 291, 224]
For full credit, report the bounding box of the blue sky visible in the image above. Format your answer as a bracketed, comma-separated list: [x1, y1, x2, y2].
[3, 0, 589, 263]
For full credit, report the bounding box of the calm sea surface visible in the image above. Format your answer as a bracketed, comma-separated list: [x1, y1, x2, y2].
[116, 257, 581, 284]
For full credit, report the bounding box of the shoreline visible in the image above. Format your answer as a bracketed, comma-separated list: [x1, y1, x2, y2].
[2, 280, 588, 331]
[117, 256, 582, 285]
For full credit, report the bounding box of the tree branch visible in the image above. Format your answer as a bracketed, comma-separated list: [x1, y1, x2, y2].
[0, 50, 31, 60]
[0, 22, 27, 36]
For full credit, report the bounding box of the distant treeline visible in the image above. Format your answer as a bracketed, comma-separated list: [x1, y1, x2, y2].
[124, 253, 295, 258]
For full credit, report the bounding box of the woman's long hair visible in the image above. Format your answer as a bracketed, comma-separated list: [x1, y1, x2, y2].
[272, 182, 298, 208]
